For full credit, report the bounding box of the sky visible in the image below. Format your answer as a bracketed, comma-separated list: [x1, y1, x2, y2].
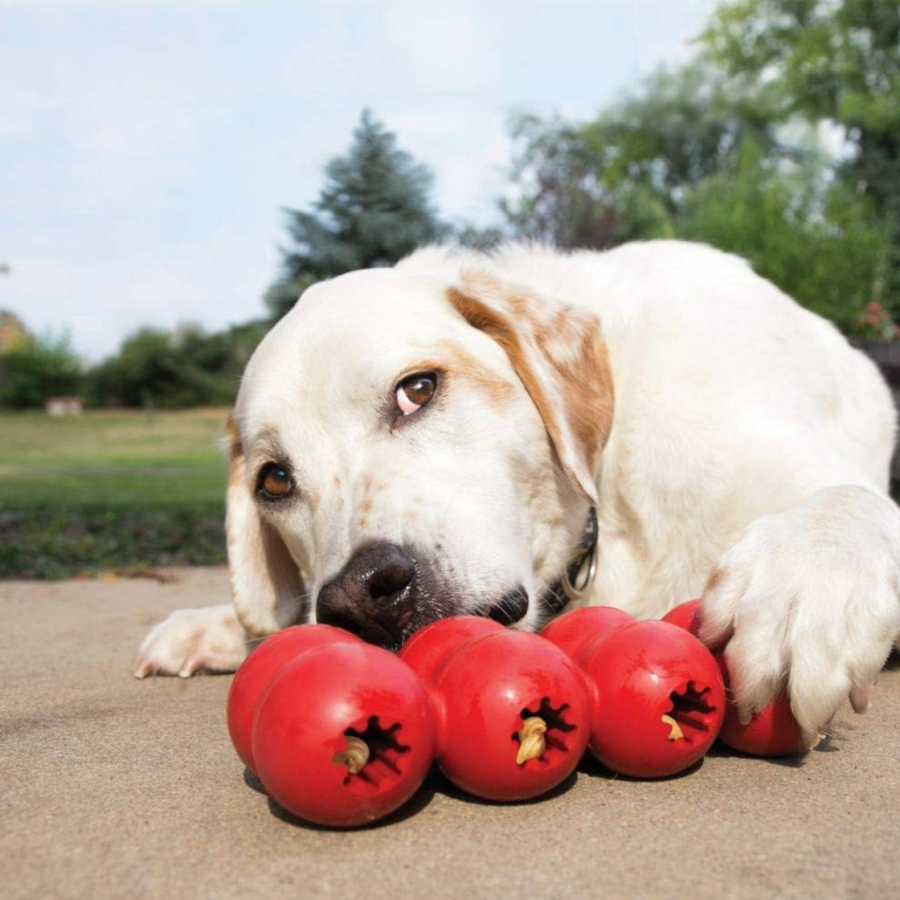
[1, 0, 717, 361]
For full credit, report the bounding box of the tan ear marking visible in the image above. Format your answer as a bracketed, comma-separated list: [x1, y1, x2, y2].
[447, 273, 614, 505]
[446, 285, 514, 341]
[705, 567, 724, 594]
[543, 328, 615, 474]
[447, 285, 557, 427]
[224, 411, 242, 461]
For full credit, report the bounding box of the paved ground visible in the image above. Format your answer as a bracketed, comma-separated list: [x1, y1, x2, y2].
[2, 567, 898, 900]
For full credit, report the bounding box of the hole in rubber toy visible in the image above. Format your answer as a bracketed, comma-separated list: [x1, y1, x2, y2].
[335, 715, 410, 793]
[662, 681, 717, 742]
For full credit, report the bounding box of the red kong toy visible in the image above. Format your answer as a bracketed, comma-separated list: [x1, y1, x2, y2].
[400, 620, 592, 802]
[230, 618, 591, 827]
[427, 630, 592, 801]
[226, 624, 361, 773]
[398, 615, 503, 684]
[663, 599, 805, 757]
[660, 598, 704, 635]
[580, 620, 726, 778]
[540, 605, 634, 664]
[252, 641, 438, 827]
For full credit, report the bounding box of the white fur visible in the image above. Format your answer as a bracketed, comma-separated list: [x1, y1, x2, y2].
[699, 486, 900, 739]
[134, 604, 253, 679]
[135, 240, 900, 741]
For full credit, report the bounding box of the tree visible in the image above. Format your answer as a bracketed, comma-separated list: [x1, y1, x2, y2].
[85, 321, 267, 409]
[700, 0, 900, 306]
[0, 309, 30, 353]
[677, 138, 890, 331]
[501, 64, 785, 249]
[584, 64, 783, 210]
[498, 7, 895, 336]
[501, 114, 623, 250]
[266, 110, 446, 319]
[0, 333, 82, 408]
[454, 222, 507, 253]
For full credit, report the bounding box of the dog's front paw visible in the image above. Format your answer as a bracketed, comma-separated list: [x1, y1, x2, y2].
[133, 605, 252, 678]
[699, 486, 900, 744]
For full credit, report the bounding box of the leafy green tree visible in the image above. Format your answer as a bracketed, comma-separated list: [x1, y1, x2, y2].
[700, 0, 900, 305]
[677, 139, 890, 331]
[86, 321, 267, 409]
[502, 65, 785, 249]
[499, 7, 895, 336]
[584, 64, 781, 212]
[267, 109, 446, 320]
[0, 333, 83, 408]
[504, 97, 890, 333]
[87, 328, 188, 409]
[501, 114, 623, 249]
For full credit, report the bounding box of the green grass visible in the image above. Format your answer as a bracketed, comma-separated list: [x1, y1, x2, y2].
[0, 409, 231, 578]
[0, 409, 228, 506]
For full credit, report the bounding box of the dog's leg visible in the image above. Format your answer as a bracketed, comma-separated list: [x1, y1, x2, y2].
[133, 604, 255, 678]
[699, 484, 900, 745]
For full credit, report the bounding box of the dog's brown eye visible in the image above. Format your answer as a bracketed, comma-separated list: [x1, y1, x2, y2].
[395, 372, 437, 416]
[258, 464, 293, 500]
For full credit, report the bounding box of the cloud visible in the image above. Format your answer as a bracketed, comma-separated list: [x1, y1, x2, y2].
[68, 89, 201, 202]
[630, 0, 717, 70]
[0, 85, 60, 142]
[280, 1, 499, 103]
[6, 233, 274, 361]
[1, 11, 202, 212]
[389, 106, 510, 223]
[1, 0, 723, 361]
[379, 0, 499, 90]
[0, 0, 239, 6]
[0, 111, 37, 139]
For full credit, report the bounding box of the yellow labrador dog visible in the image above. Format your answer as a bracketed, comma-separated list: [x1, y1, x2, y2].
[135, 241, 900, 744]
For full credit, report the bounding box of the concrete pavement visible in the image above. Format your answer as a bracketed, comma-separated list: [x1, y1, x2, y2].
[2, 567, 898, 900]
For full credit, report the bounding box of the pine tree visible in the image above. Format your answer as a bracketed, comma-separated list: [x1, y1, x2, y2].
[266, 110, 445, 319]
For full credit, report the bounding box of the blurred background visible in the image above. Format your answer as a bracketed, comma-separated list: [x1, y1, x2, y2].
[2, 0, 898, 578]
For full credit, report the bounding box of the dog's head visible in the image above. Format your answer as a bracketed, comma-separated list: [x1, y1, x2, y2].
[226, 260, 613, 649]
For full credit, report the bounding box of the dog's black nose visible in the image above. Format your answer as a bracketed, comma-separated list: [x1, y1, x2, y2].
[316, 543, 417, 647]
[486, 585, 529, 625]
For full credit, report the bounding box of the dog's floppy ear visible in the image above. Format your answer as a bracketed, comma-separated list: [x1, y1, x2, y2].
[224, 414, 306, 636]
[447, 270, 614, 506]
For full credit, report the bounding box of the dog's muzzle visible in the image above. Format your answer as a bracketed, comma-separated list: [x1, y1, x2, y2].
[316, 542, 418, 647]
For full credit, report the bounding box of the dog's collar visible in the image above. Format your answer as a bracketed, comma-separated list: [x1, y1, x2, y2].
[545, 508, 599, 614]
